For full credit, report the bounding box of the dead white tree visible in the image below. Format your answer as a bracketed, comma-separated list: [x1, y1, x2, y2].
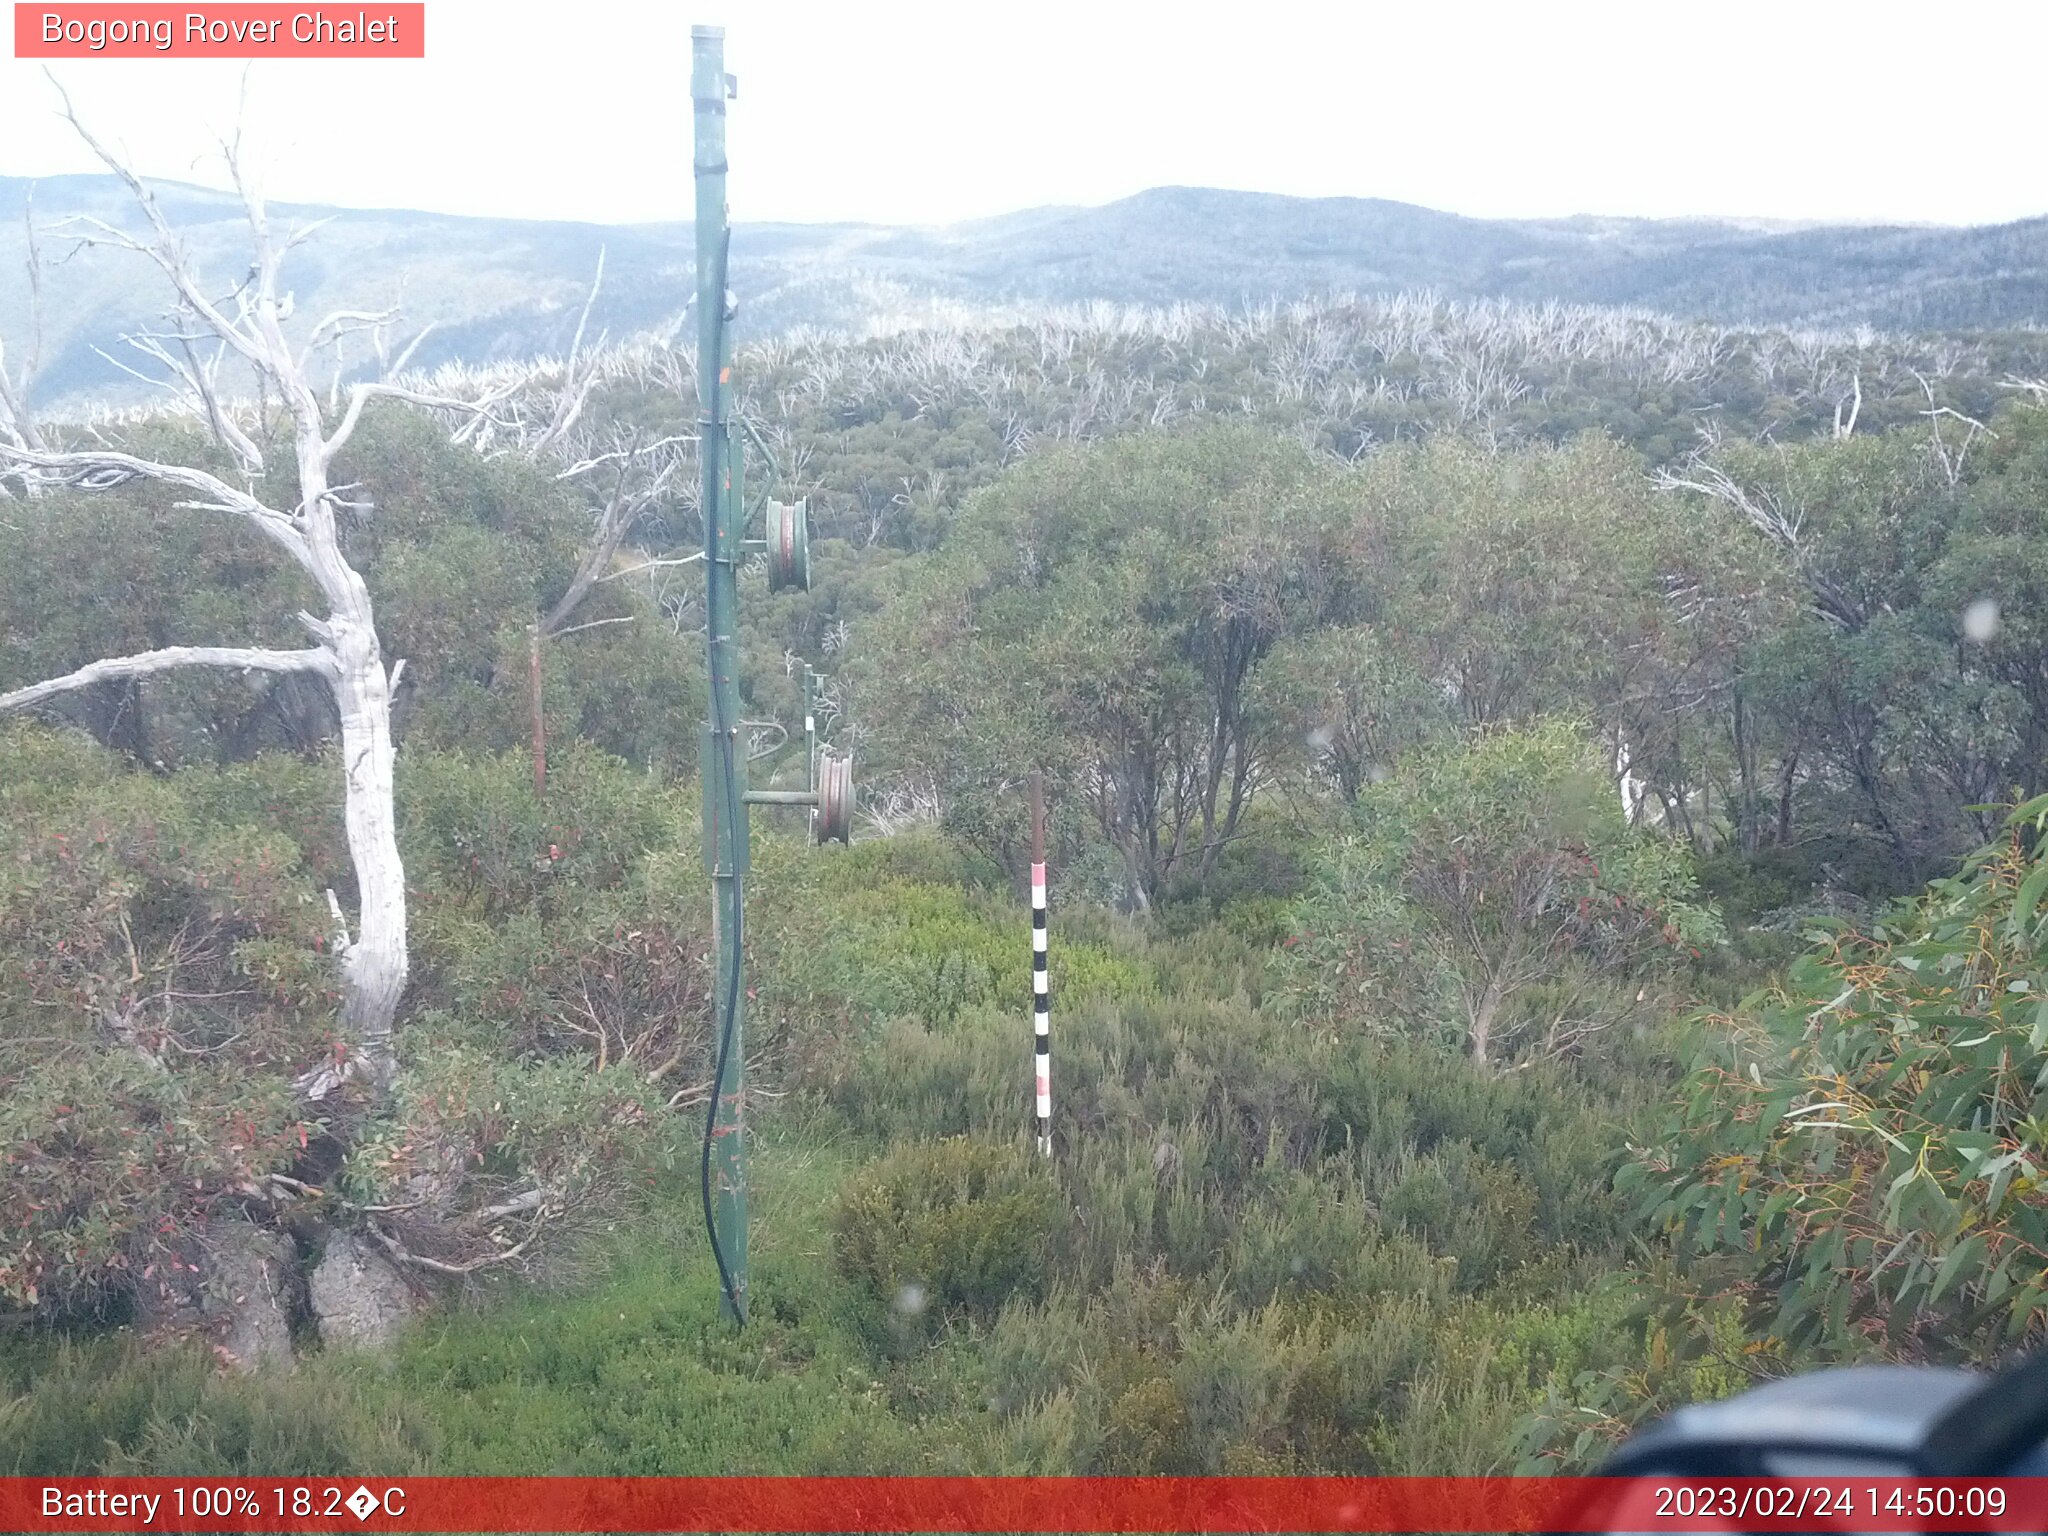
[1653, 450, 1868, 633]
[1910, 368, 1994, 488]
[0, 186, 51, 495]
[0, 96, 512, 1097]
[1832, 371, 1862, 440]
[525, 424, 690, 794]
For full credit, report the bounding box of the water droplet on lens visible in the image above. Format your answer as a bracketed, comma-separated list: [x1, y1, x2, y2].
[1964, 598, 2000, 643]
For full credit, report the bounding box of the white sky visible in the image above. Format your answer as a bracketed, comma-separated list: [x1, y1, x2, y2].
[3, 0, 2044, 229]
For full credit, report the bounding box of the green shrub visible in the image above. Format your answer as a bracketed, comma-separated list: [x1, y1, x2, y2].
[1629, 794, 2048, 1355]
[1320, 1045, 1631, 1255]
[1288, 720, 1720, 1067]
[833, 1139, 1062, 1318]
[0, 1335, 423, 1475]
[411, 890, 709, 1071]
[0, 727, 334, 1314]
[400, 744, 681, 919]
[747, 829, 1153, 1034]
[1098, 1374, 1196, 1473]
[336, 1035, 673, 1276]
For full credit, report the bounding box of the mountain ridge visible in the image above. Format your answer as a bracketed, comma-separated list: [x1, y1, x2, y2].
[4, 176, 2044, 407]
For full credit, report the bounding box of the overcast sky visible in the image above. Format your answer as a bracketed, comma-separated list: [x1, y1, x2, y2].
[3, 0, 2044, 229]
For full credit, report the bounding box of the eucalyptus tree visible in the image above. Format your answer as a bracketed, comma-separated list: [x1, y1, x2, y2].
[1654, 417, 2043, 883]
[857, 425, 1356, 907]
[1291, 721, 1720, 1068]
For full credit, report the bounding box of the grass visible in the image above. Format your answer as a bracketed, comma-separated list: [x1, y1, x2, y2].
[1, 1123, 999, 1476]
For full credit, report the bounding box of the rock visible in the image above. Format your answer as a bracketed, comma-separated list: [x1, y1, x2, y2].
[309, 1231, 420, 1351]
[213, 1223, 297, 1371]
[133, 1216, 297, 1372]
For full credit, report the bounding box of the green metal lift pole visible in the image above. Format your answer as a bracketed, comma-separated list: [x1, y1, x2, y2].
[693, 22, 748, 1325]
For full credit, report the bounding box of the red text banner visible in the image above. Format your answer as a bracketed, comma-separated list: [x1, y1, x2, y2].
[5, 1476, 2048, 1532]
[14, 5, 425, 58]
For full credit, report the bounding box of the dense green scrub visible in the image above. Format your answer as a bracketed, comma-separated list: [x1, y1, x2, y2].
[0, 755, 1685, 1473]
[9, 354, 2048, 1474]
[1, 831, 1679, 1474]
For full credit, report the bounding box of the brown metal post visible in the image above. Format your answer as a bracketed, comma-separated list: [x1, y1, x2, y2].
[1030, 769, 1045, 866]
[529, 621, 546, 798]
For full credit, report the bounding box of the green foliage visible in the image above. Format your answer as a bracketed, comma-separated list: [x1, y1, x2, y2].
[0, 1334, 423, 1474]
[344, 408, 702, 774]
[400, 744, 681, 919]
[1368, 437, 1694, 729]
[0, 726, 700, 1318]
[1289, 721, 1719, 1065]
[1253, 622, 1454, 802]
[0, 725, 333, 1313]
[0, 1143, 997, 1475]
[1632, 794, 2048, 1355]
[0, 776, 1668, 1476]
[805, 903, 1633, 1333]
[1663, 413, 2048, 887]
[853, 426, 1361, 905]
[21, 291, 2048, 1481]
[0, 407, 700, 777]
[336, 1034, 671, 1270]
[833, 1139, 1062, 1319]
[0, 424, 319, 769]
[745, 830, 1151, 1044]
[1508, 1276, 1777, 1472]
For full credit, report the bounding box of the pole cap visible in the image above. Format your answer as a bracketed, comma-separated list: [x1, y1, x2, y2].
[692, 24, 726, 38]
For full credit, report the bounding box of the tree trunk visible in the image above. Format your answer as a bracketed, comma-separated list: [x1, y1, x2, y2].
[0, 109, 528, 1109]
[1731, 689, 1760, 857]
[297, 394, 409, 1094]
[1775, 748, 1800, 847]
[1468, 980, 1503, 1069]
[331, 612, 406, 1092]
[1120, 836, 1152, 915]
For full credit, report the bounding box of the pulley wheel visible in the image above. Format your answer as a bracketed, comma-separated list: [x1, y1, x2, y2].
[766, 498, 811, 593]
[814, 751, 854, 844]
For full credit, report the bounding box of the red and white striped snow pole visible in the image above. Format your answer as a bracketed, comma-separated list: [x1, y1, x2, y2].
[1030, 771, 1051, 1156]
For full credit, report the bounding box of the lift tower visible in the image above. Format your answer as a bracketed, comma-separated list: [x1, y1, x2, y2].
[692, 22, 749, 1325]
[692, 25, 852, 1326]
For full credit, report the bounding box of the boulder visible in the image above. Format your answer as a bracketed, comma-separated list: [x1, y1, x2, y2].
[132, 1216, 297, 1372]
[309, 1230, 420, 1351]
[213, 1222, 297, 1370]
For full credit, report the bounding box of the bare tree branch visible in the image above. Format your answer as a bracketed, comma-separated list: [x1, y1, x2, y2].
[1654, 453, 1867, 631]
[324, 377, 524, 461]
[539, 432, 678, 636]
[0, 444, 310, 560]
[598, 551, 704, 582]
[45, 75, 273, 378]
[0, 644, 335, 714]
[525, 250, 607, 455]
[0, 185, 52, 483]
[369, 1217, 547, 1276]
[550, 614, 635, 639]
[555, 433, 693, 481]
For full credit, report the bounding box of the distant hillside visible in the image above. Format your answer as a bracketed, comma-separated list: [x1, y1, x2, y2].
[3, 177, 2045, 407]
